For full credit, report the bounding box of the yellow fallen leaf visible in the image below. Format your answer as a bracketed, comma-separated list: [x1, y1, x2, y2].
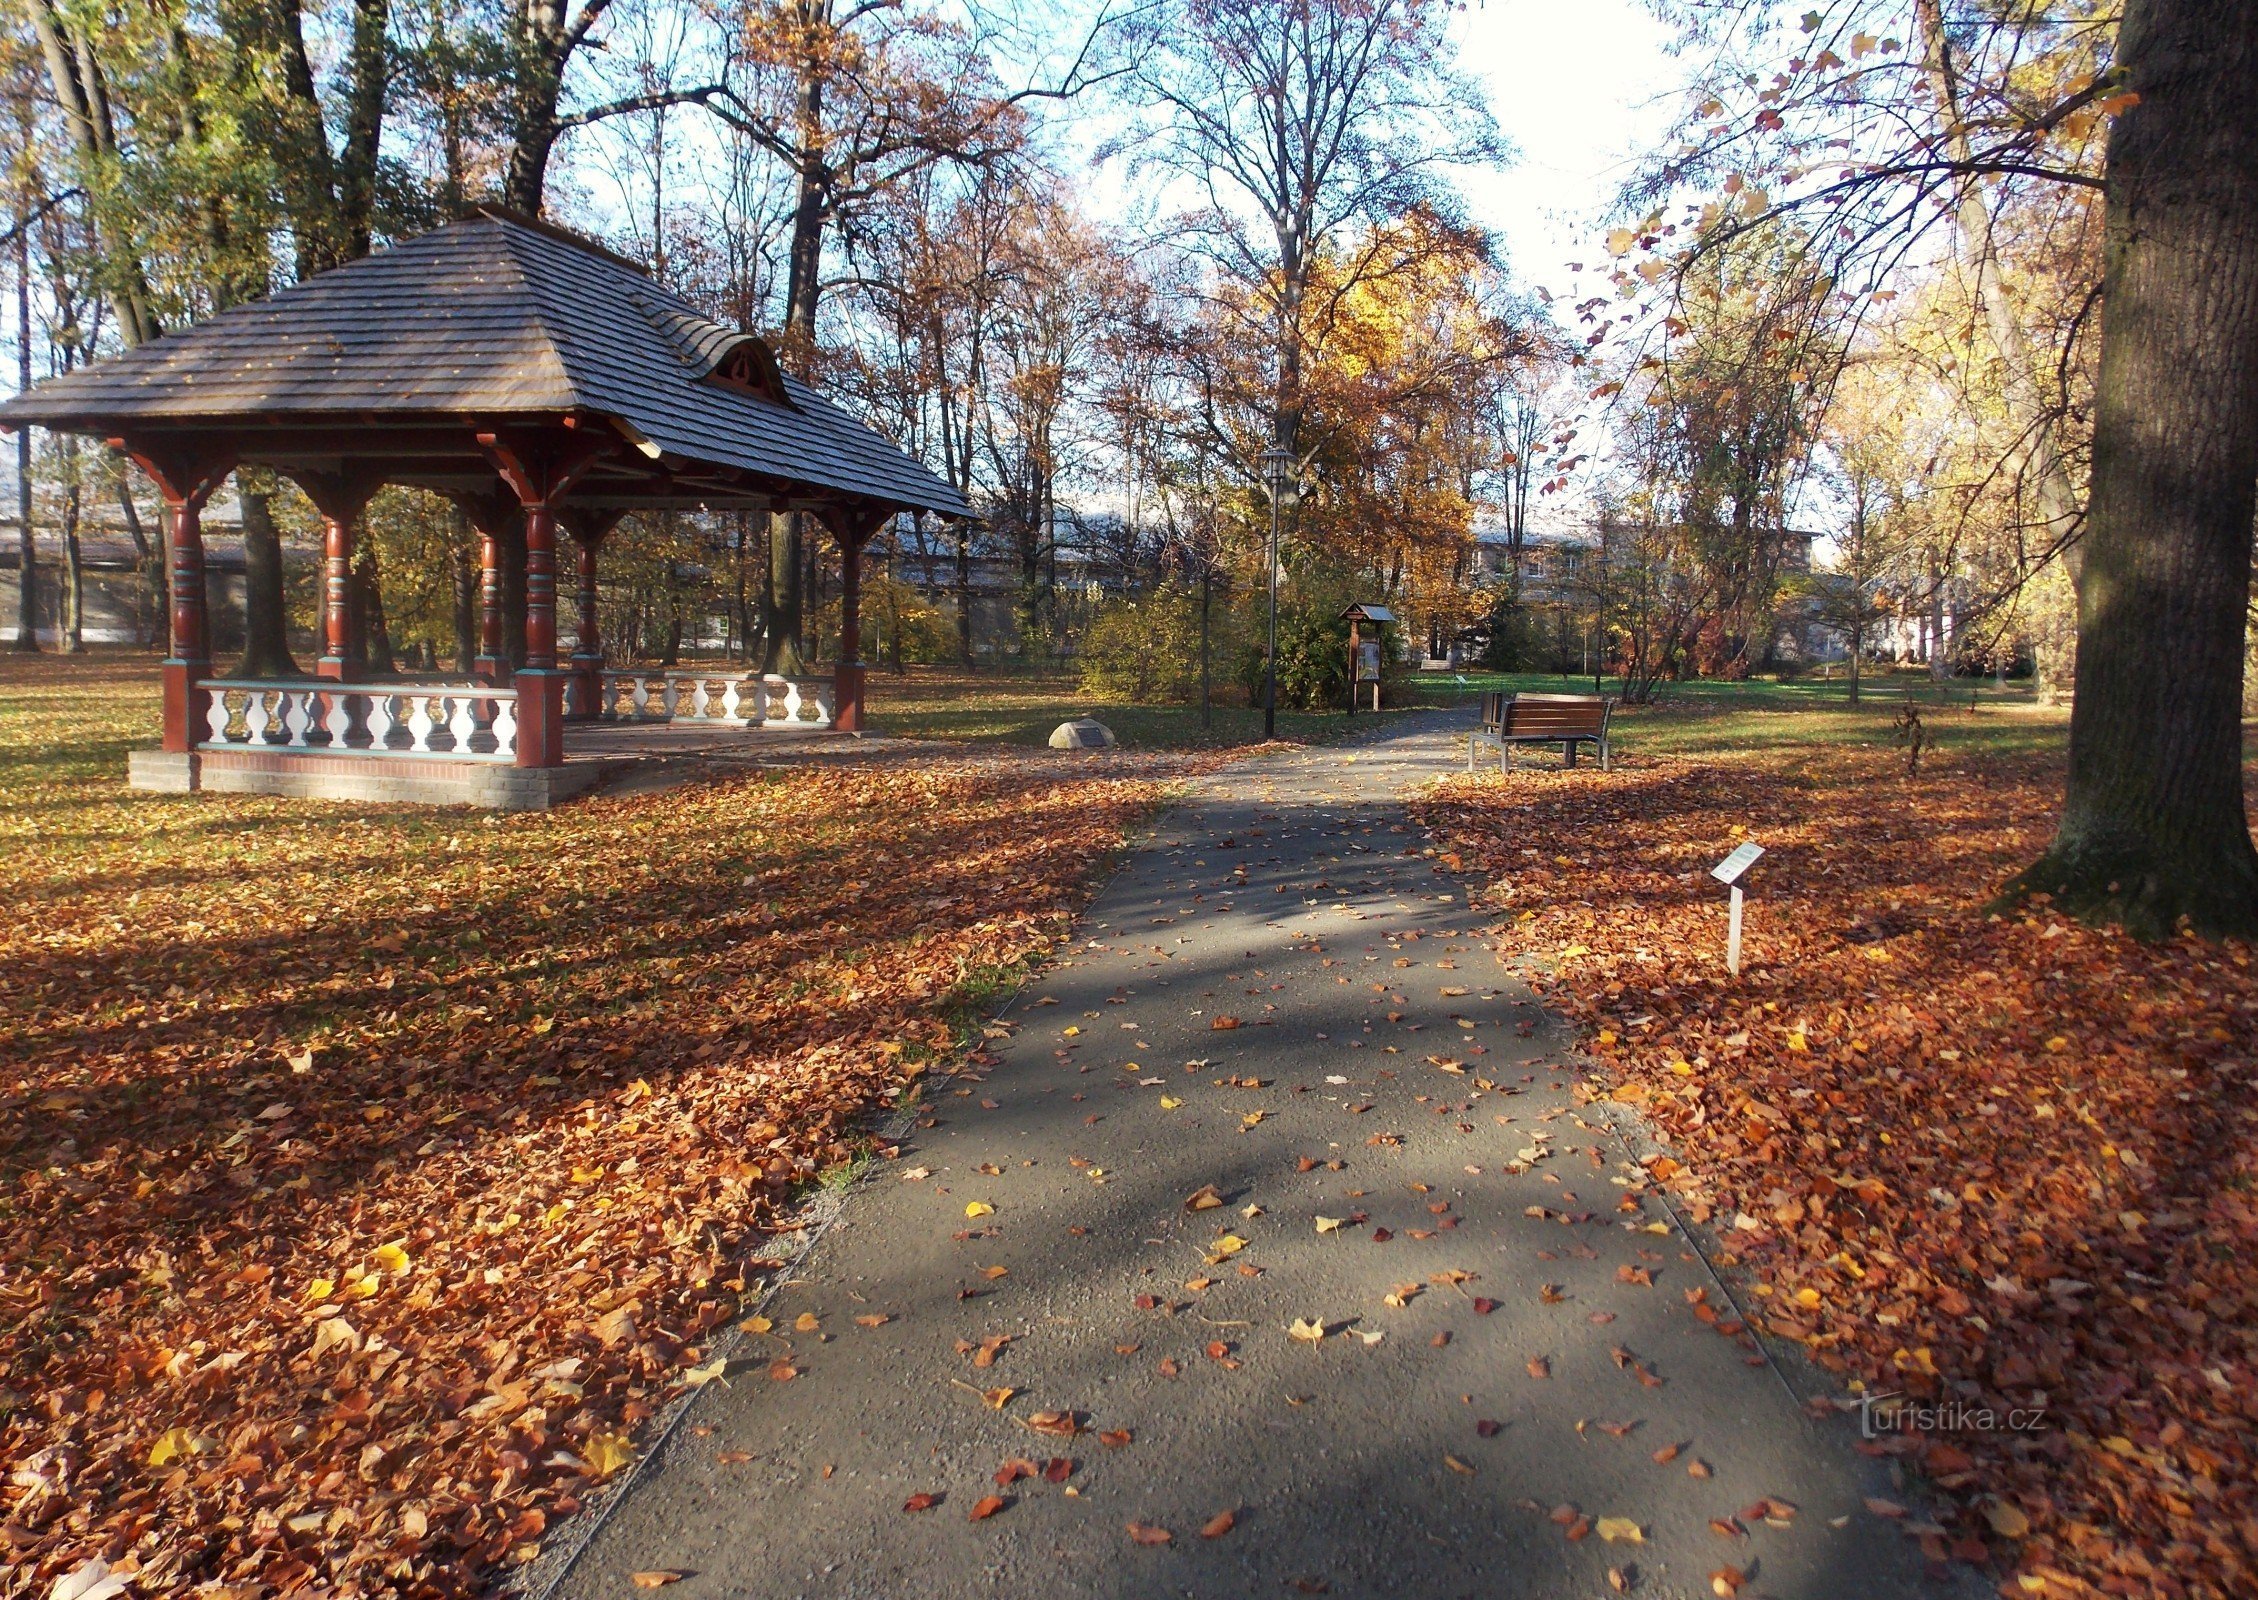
[740, 1315, 773, 1334]
[305, 1277, 334, 1303]
[1315, 1216, 1345, 1234]
[680, 1357, 727, 1387]
[1159, 1096, 1183, 1110]
[148, 1427, 203, 1467]
[1597, 1517, 1645, 1544]
[1445, 1454, 1476, 1475]
[1288, 1318, 1327, 1342]
[1985, 1500, 2032, 1539]
[1212, 1235, 1248, 1257]
[584, 1433, 634, 1477]
[371, 1243, 410, 1274]
[1063, 1026, 1081, 1036]
[965, 1201, 994, 1218]
[794, 1312, 821, 1332]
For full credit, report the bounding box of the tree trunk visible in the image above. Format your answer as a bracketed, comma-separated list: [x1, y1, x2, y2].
[1847, 617, 1861, 708]
[954, 519, 973, 665]
[762, 54, 830, 675]
[452, 509, 477, 672]
[764, 510, 805, 672]
[11, 217, 32, 652]
[59, 482, 82, 652]
[2011, 0, 2258, 938]
[234, 487, 300, 676]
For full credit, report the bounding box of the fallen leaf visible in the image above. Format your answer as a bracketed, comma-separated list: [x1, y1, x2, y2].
[970, 1495, 1007, 1521]
[903, 1492, 941, 1513]
[964, 1201, 995, 1218]
[629, 1572, 683, 1590]
[1201, 1510, 1237, 1539]
[1128, 1522, 1174, 1545]
[1598, 1517, 1645, 1544]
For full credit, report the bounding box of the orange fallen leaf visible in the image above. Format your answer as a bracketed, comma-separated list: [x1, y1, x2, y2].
[1201, 1510, 1237, 1539]
[1128, 1522, 1173, 1545]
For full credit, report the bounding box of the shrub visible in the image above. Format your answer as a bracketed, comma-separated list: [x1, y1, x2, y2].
[1077, 584, 1241, 703]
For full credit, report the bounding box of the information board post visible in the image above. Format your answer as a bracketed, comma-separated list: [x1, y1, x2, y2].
[1711, 842, 1764, 977]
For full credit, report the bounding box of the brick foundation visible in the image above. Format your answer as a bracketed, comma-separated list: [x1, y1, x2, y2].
[130, 748, 620, 810]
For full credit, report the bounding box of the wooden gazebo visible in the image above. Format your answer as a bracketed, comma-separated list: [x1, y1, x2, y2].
[0, 208, 967, 807]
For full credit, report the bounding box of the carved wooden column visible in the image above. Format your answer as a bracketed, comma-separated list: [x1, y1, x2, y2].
[294, 473, 381, 680]
[447, 489, 518, 684]
[112, 440, 233, 754]
[477, 431, 606, 767]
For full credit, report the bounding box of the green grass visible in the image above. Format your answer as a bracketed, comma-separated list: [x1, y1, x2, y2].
[856, 662, 2072, 764]
[862, 666, 1445, 749]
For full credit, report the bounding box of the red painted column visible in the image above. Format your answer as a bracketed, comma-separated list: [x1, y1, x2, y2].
[834, 528, 866, 733]
[523, 503, 557, 669]
[475, 523, 506, 682]
[115, 445, 229, 756]
[163, 494, 211, 752]
[515, 502, 563, 766]
[318, 510, 354, 679]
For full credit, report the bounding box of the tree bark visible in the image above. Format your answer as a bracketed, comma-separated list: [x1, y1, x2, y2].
[11, 210, 33, 651]
[233, 485, 300, 676]
[59, 480, 82, 652]
[452, 508, 477, 672]
[2011, 0, 2258, 937]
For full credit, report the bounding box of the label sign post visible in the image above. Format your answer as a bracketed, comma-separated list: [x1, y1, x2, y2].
[1711, 842, 1764, 976]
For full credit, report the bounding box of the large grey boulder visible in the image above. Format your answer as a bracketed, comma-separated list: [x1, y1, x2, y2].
[1048, 718, 1117, 750]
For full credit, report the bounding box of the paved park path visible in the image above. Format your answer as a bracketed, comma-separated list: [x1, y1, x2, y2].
[551, 715, 1943, 1600]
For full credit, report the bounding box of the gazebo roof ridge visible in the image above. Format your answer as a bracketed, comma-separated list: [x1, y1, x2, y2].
[0, 209, 966, 521]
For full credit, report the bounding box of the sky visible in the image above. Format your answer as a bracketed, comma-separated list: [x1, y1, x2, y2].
[1445, 0, 1689, 302]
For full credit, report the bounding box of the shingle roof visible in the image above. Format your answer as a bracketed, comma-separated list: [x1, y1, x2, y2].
[0, 210, 967, 520]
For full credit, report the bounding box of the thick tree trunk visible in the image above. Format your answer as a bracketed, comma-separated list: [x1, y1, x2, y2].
[353, 545, 394, 675]
[234, 487, 300, 676]
[59, 484, 82, 652]
[11, 226, 32, 652]
[2012, 0, 2258, 938]
[452, 510, 477, 672]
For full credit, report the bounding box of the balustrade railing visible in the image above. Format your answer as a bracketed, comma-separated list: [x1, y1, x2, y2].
[595, 669, 834, 730]
[197, 679, 519, 762]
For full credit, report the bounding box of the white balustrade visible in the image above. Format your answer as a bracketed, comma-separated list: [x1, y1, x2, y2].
[597, 668, 833, 730]
[196, 680, 519, 762]
[757, 674, 837, 730]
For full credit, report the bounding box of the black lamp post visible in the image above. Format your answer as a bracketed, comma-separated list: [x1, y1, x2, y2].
[1260, 446, 1293, 739]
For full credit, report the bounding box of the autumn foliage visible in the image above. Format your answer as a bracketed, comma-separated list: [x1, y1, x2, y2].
[0, 680, 1175, 1598]
[1415, 746, 2258, 1599]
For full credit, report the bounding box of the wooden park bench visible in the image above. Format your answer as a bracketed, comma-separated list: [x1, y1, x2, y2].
[1467, 691, 1615, 772]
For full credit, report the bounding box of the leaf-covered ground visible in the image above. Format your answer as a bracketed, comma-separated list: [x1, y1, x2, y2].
[0, 657, 1185, 1598]
[1414, 745, 2258, 1600]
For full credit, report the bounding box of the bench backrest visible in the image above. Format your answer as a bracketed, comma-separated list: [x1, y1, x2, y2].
[1498, 692, 1611, 738]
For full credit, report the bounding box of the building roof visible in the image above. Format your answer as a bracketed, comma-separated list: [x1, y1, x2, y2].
[0, 210, 966, 522]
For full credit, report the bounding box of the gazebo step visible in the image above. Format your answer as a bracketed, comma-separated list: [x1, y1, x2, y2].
[131, 748, 622, 810]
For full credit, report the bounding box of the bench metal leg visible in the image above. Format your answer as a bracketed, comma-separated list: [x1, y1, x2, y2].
[1601, 735, 1611, 773]
[1564, 739, 1577, 769]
